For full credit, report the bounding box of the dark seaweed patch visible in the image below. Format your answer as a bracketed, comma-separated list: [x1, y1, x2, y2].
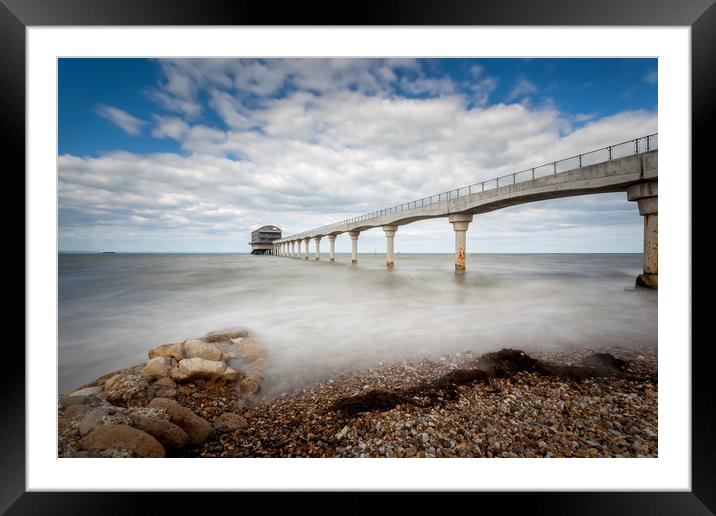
[330, 349, 638, 416]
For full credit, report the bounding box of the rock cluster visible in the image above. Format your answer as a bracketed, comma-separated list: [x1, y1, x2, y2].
[58, 328, 268, 458]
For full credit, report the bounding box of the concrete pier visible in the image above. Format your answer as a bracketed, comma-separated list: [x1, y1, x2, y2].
[383, 225, 397, 268]
[291, 240, 295, 257]
[314, 236, 322, 260]
[449, 214, 473, 273]
[349, 231, 359, 264]
[266, 139, 658, 285]
[628, 181, 658, 289]
[328, 235, 336, 261]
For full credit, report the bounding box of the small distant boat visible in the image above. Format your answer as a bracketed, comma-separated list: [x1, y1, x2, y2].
[100, 251, 117, 254]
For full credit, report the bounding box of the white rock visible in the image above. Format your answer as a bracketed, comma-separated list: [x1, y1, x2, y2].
[69, 386, 101, 398]
[223, 366, 239, 382]
[171, 357, 227, 381]
[182, 340, 223, 361]
[147, 342, 184, 361]
[141, 356, 171, 379]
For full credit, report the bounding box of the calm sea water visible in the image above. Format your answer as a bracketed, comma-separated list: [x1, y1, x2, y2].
[58, 253, 657, 394]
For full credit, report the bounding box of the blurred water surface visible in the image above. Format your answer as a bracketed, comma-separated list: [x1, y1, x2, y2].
[59, 253, 657, 394]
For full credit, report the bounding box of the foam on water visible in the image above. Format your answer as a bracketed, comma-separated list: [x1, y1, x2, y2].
[58, 253, 657, 394]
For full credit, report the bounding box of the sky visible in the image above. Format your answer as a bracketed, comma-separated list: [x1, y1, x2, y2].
[58, 58, 657, 253]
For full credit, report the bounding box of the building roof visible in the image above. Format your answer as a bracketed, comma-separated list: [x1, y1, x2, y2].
[254, 225, 281, 232]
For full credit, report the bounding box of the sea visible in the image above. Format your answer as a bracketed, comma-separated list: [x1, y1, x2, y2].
[58, 253, 657, 395]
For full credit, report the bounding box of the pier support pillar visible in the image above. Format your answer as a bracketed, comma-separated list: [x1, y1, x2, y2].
[449, 213, 473, 273]
[628, 182, 658, 289]
[383, 225, 398, 268]
[303, 238, 310, 260]
[290, 240, 295, 257]
[314, 236, 322, 260]
[349, 231, 360, 264]
[328, 235, 336, 261]
[297, 239, 302, 258]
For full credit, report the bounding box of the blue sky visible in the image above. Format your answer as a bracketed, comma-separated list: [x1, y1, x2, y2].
[58, 58, 657, 253]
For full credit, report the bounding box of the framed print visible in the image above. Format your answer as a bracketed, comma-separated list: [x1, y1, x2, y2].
[4, 0, 711, 513]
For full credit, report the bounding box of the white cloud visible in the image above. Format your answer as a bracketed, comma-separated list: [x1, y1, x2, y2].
[507, 77, 538, 100]
[574, 112, 597, 122]
[95, 104, 147, 135]
[61, 60, 657, 252]
[644, 71, 658, 84]
[151, 115, 190, 140]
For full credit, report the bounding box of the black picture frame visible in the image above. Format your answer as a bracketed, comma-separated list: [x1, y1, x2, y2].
[4, 0, 709, 513]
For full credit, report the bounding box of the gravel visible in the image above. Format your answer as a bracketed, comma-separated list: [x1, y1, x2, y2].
[179, 345, 657, 458]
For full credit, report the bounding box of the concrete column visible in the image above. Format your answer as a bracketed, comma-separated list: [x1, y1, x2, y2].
[628, 182, 658, 289]
[349, 231, 359, 264]
[449, 214, 473, 273]
[314, 236, 322, 260]
[291, 240, 295, 257]
[303, 238, 310, 260]
[328, 235, 336, 261]
[297, 239, 302, 258]
[383, 225, 398, 268]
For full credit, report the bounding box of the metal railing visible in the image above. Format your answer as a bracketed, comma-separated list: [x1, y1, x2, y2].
[279, 133, 657, 242]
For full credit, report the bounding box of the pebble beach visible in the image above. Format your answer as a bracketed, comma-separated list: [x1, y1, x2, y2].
[57, 329, 657, 459]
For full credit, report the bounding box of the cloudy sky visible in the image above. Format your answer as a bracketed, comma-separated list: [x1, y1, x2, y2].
[58, 58, 657, 253]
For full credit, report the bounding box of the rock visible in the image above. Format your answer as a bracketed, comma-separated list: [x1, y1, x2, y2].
[153, 377, 176, 388]
[155, 388, 177, 399]
[130, 414, 188, 450]
[69, 386, 102, 398]
[99, 447, 136, 458]
[79, 407, 132, 436]
[79, 424, 165, 458]
[58, 416, 72, 433]
[183, 340, 223, 361]
[79, 407, 109, 436]
[148, 342, 184, 362]
[59, 394, 99, 408]
[148, 398, 212, 444]
[239, 371, 264, 394]
[223, 367, 239, 382]
[238, 338, 268, 365]
[204, 329, 248, 343]
[63, 404, 93, 420]
[103, 373, 151, 407]
[213, 412, 248, 433]
[171, 357, 235, 382]
[124, 406, 170, 420]
[141, 356, 171, 379]
[178, 384, 195, 395]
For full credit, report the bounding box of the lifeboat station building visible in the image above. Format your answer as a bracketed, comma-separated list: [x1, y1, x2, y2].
[250, 225, 282, 255]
